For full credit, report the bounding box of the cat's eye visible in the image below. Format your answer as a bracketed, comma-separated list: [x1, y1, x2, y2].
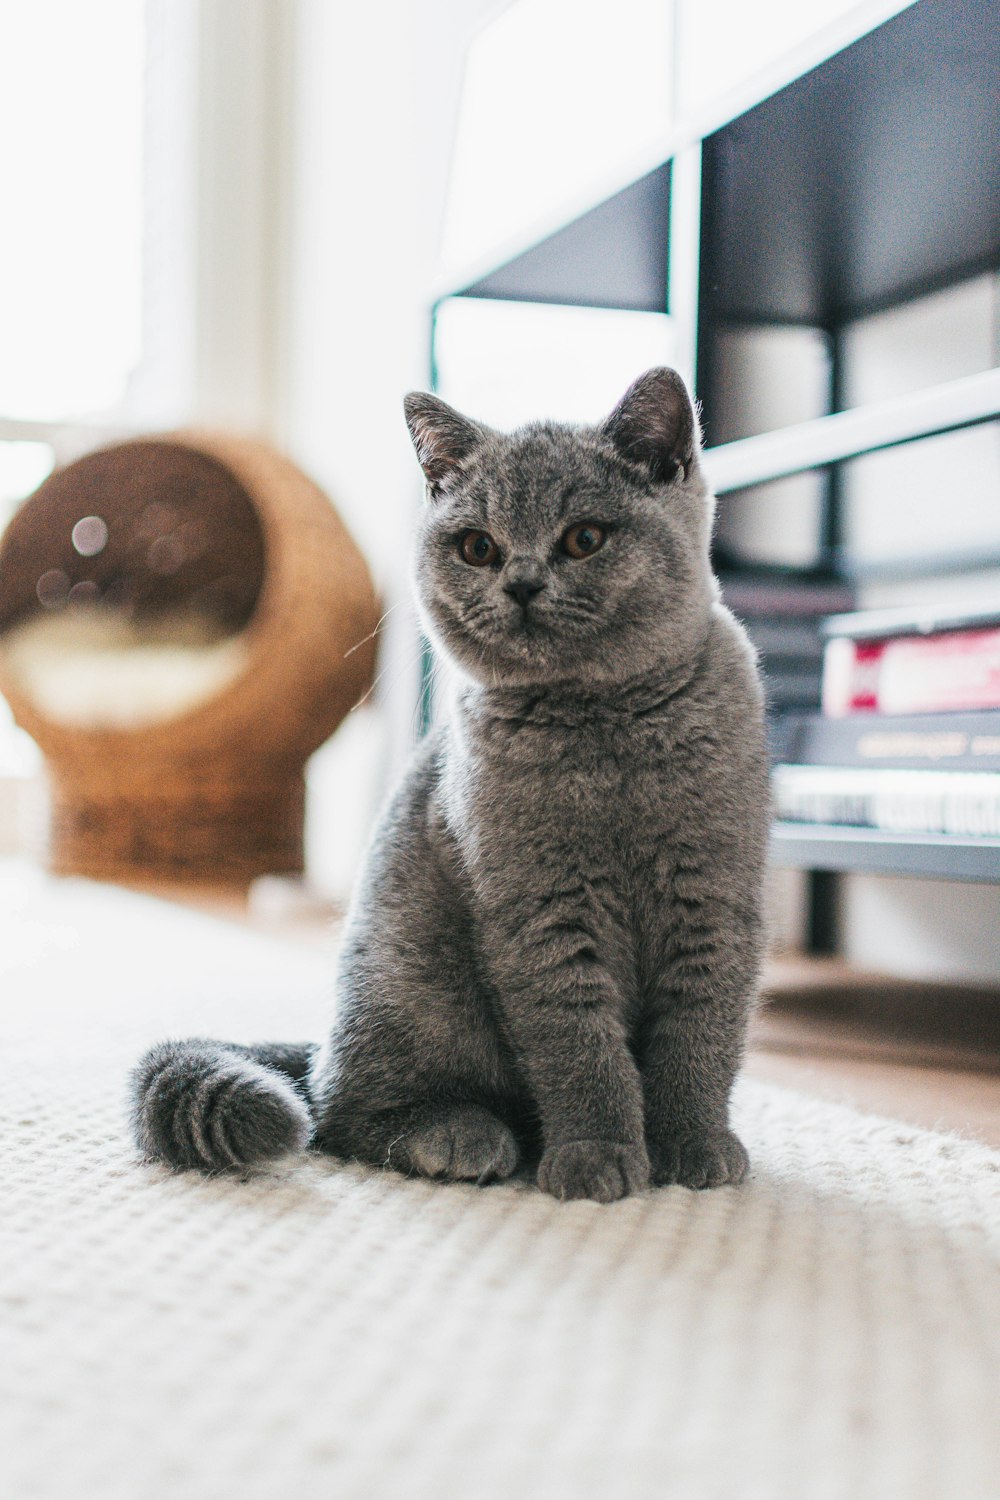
[459, 530, 500, 566]
[561, 522, 607, 559]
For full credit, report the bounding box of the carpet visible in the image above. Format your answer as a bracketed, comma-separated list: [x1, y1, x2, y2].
[2, 866, 998, 1500]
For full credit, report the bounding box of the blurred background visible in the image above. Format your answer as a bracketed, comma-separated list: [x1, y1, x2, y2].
[0, 0, 998, 986]
[0, 0, 506, 895]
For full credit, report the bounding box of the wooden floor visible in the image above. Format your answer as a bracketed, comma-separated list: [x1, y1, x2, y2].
[130, 876, 1000, 1151]
[751, 957, 1000, 1148]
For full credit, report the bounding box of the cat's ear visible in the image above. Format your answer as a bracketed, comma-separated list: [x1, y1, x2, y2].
[404, 392, 485, 495]
[601, 367, 699, 485]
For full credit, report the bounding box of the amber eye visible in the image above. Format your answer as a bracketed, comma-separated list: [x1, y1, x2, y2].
[459, 530, 500, 566]
[561, 522, 607, 559]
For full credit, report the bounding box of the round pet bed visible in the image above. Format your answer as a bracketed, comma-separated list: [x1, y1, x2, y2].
[0, 433, 379, 882]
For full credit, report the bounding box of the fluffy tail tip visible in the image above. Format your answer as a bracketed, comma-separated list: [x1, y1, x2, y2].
[130, 1040, 312, 1172]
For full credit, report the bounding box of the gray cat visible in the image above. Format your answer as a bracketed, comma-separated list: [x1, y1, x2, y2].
[131, 368, 770, 1202]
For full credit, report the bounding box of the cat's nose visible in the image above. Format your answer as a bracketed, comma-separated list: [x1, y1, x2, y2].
[504, 577, 544, 609]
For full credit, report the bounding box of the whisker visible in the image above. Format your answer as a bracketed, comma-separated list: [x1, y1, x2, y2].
[343, 600, 405, 658]
[350, 639, 424, 712]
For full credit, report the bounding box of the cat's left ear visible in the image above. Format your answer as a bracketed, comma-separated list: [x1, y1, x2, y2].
[601, 367, 700, 485]
[404, 392, 486, 495]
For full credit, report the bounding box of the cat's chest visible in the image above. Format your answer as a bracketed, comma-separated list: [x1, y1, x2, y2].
[450, 711, 691, 869]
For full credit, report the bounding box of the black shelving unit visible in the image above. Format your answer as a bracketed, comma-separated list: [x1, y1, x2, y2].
[432, 0, 1000, 892]
[697, 0, 1000, 577]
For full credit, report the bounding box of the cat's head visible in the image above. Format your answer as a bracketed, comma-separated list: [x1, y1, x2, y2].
[404, 368, 716, 690]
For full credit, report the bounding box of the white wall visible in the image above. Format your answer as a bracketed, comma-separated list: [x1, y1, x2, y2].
[842, 877, 1000, 984]
[275, 0, 503, 896]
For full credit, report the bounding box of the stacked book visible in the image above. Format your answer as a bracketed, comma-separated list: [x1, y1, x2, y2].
[771, 602, 1000, 839]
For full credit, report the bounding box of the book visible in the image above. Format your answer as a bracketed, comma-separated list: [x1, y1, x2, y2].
[822, 624, 1000, 716]
[821, 601, 1000, 641]
[771, 764, 1000, 838]
[780, 710, 1000, 774]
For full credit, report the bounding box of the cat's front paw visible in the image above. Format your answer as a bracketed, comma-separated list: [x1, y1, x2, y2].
[651, 1129, 749, 1189]
[397, 1105, 519, 1185]
[537, 1140, 650, 1203]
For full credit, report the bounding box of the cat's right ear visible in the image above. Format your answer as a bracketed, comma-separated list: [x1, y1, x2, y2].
[404, 393, 485, 496]
[601, 367, 699, 485]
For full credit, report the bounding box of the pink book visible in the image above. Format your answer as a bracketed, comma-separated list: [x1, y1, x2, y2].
[822, 626, 1000, 716]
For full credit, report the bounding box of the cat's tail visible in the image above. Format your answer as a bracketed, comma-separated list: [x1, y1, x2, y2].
[130, 1038, 317, 1171]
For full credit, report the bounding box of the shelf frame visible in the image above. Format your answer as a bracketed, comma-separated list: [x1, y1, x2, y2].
[770, 821, 1000, 883]
[701, 367, 1000, 495]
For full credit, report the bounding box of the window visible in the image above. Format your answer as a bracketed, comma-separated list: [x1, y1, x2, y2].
[0, 0, 187, 799]
[0, 0, 145, 427]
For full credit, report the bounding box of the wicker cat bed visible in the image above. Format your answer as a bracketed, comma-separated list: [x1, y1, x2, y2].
[0, 433, 379, 882]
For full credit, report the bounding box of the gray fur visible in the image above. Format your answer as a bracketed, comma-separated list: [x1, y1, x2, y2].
[130, 368, 770, 1200]
[131, 1040, 314, 1170]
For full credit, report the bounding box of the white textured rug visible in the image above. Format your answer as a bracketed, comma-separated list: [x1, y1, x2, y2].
[2, 868, 999, 1500]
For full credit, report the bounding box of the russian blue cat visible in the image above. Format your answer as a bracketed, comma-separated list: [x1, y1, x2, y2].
[131, 368, 770, 1201]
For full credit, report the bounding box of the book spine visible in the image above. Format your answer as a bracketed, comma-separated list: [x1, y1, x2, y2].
[822, 627, 1000, 716]
[785, 711, 1000, 773]
[772, 765, 1000, 837]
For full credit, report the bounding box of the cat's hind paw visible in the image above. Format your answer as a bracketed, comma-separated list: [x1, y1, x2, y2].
[651, 1129, 749, 1190]
[393, 1105, 518, 1185]
[537, 1139, 650, 1203]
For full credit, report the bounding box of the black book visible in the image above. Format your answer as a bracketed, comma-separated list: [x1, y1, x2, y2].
[779, 711, 1000, 775]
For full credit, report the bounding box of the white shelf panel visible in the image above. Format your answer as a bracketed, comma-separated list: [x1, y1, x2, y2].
[770, 820, 1000, 882]
[703, 368, 1000, 494]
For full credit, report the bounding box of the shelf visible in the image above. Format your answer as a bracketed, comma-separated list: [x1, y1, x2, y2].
[699, 0, 1000, 328]
[701, 368, 1000, 494]
[432, 3, 913, 308]
[451, 164, 671, 315]
[770, 821, 1000, 883]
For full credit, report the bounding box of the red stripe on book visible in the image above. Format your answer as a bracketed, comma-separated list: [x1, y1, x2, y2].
[823, 628, 1000, 716]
